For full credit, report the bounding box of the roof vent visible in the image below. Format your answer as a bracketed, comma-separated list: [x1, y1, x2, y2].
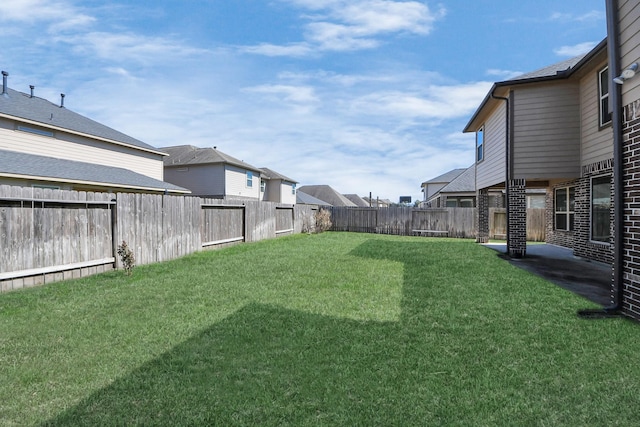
[2, 71, 8, 97]
[29, 85, 34, 98]
[59, 93, 65, 108]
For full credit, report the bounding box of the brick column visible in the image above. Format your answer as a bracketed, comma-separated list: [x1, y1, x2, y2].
[476, 188, 489, 243]
[507, 179, 526, 258]
[622, 101, 640, 320]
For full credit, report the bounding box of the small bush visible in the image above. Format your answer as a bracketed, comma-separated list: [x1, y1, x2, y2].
[117, 241, 135, 276]
[314, 208, 332, 233]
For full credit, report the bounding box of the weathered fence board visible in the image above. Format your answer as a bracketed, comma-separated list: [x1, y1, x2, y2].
[1, 185, 321, 290]
[329, 206, 543, 241]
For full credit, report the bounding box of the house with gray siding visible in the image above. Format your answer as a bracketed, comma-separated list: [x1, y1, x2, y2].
[259, 167, 298, 204]
[0, 71, 187, 194]
[464, 39, 613, 263]
[162, 145, 263, 200]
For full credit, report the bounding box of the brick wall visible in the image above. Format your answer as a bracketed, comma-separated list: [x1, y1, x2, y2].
[573, 159, 614, 264]
[622, 101, 640, 319]
[508, 179, 527, 257]
[476, 188, 489, 243]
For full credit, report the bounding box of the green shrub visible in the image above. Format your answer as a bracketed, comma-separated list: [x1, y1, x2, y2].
[117, 241, 135, 276]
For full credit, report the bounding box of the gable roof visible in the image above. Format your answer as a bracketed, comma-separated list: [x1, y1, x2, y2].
[296, 190, 331, 206]
[0, 149, 189, 193]
[259, 167, 298, 183]
[439, 165, 475, 194]
[298, 185, 357, 207]
[162, 145, 262, 173]
[343, 194, 370, 207]
[421, 168, 466, 186]
[0, 86, 164, 155]
[463, 38, 607, 133]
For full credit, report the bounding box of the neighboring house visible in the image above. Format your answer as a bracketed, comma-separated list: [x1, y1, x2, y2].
[0, 72, 188, 194]
[298, 185, 357, 207]
[420, 168, 466, 206]
[362, 197, 391, 208]
[162, 145, 263, 200]
[433, 165, 477, 207]
[343, 194, 369, 207]
[464, 39, 612, 261]
[296, 190, 331, 206]
[259, 167, 297, 204]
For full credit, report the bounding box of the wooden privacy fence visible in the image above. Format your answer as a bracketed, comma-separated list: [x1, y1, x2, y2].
[328, 206, 545, 241]
[0, 185, 316, 291]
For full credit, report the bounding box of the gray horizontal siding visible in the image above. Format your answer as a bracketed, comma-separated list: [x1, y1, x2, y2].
[476, 102, 506, 190]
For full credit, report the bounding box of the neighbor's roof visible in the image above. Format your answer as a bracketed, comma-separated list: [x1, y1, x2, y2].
[162, 145, 262, 173]
[343, 194, 370, 207]
[0, 149, 189, 193]
[0, 86, 165, 155]
[298, 185, 357, 207]
[463, 38, 607, 133]
[259, 167, 298, 183]
[439, 165, 475, 194]
[421, 168, 466, 187]
[296, 190, 331, 206]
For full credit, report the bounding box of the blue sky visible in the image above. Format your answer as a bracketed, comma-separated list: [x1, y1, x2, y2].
[0, 0, 606, 202]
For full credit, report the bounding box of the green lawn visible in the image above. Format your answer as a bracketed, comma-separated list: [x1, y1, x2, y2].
[1, 232, 638, 426]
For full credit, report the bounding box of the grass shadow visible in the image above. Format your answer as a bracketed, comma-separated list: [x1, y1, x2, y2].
[42, 238, 630, 426]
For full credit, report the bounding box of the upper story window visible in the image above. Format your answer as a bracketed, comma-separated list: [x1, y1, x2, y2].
[476, 126, 484, 162]
[292, 183, 296, 195]
[246, 171, 253, 188]
[555, 186, 575, 231]
[598, 67, 612, 128]
[17, 125, 54, 137]
[260, 180, 266, 192]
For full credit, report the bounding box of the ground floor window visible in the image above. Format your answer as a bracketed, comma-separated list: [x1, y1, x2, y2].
[591, 176, 611, 242]
[555, 186, 574, 231]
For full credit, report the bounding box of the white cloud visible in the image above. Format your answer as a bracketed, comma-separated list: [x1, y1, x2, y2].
[549, 10, 605, 23]
[486, 68, 523, 80]
[243, 84, 319, 104]
[350, 81, 493, 121]
[0, 0, 94, 33]
[554, 41, 597, 57]
[244, 0, 446, 56]
[240, 43, 314, 57]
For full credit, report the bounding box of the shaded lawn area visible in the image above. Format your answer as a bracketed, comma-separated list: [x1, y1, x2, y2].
[1, 232, 639, 426]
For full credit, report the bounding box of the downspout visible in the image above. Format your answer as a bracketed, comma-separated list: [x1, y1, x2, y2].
[491, 89, 510, 254]
[578, 0, 624, 318]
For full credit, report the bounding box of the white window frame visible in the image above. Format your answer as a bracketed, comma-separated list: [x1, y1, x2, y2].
[476, 126, 484, 162]
[590, 175, 611, 243]
[598, 67, 612, 128]
[554, 186, 574, 231]
[246, 171, 253, 188]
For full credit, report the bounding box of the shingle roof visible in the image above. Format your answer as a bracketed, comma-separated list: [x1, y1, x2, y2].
[297, 185, 357, 207]
[439, 165, 475, 193]
[343, 194, 370, 207]
[505, 55, 588, 82]
[296, 190, 331, 206]
[421, 168, 466, 186]
[0, 87, 163, 154]
[259, 167, 298, 183]
[162, 145, 262, 173]
[0, 149, 189, 193]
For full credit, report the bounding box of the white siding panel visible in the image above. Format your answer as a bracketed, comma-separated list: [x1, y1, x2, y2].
[476, 102, 506, 190]
[580, 62, 613, 166]
[513, 83, 580, 180]
[620, 0, 640, 106]
[226, 166, 260, 199]
[280, 182, 296, 205]
[0, 123, 164, 180]
[164, 164, 225, 196]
